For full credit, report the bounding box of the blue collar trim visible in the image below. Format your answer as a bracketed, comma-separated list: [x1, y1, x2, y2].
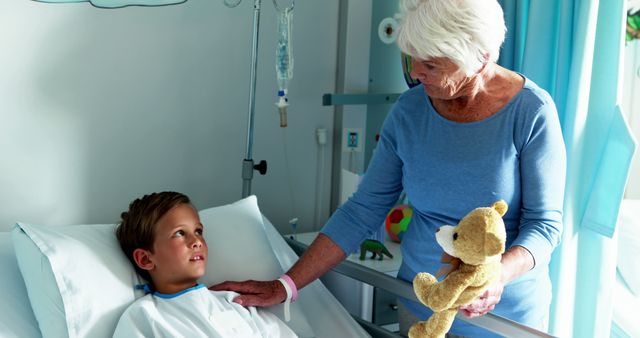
[153, 284, 205, 299]
[135, 283, 153, 294]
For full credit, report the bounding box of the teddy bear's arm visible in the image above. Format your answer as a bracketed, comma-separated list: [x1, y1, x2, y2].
[425, 270, 477, 312]
[454, 282, 491, 306]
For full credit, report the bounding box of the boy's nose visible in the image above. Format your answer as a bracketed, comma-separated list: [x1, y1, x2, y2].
[189, 235, 203, 248]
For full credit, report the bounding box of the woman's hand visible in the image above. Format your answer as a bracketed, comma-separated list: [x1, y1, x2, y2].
[458, 280, 504, 318]
[458, 245, 534, 317]
[209, 279, 286, 307]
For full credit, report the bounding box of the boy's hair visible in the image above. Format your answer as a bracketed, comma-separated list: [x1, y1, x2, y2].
[115, 191, 192, 283]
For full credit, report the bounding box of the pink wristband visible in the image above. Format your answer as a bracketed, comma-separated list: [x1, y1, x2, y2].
[280, 274, 298, 302]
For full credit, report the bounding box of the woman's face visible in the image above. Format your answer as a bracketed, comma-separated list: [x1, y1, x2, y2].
[409, 57, 474, 100]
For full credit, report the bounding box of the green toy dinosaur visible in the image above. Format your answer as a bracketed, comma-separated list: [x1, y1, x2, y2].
[359, 239, 393, 261]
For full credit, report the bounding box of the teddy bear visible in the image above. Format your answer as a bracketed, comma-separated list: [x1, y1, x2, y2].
[408, 200, 508, 338]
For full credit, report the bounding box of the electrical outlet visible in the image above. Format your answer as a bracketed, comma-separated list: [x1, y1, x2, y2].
[342, 128, 363, 152]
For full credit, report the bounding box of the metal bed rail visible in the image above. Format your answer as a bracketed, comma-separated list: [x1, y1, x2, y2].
[285, 237, 556, 338]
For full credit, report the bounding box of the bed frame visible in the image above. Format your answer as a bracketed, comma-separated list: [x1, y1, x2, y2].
[285, 238, 557, 338]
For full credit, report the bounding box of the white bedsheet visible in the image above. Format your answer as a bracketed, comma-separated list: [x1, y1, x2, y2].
[263, 216, 370, 338]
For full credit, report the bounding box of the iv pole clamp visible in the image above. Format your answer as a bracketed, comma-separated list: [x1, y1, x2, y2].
[242, 159, 268, 196]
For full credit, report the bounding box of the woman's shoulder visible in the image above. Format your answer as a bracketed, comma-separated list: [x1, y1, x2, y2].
[517, 76, 555, 110]
[397, 84, 427, 105]
[510, 76, 562, 139]
[389, 85, 429, 121]
[379, 87, 428, 139]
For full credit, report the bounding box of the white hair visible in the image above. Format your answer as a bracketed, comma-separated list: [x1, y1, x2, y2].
[397, 0, 506, 75]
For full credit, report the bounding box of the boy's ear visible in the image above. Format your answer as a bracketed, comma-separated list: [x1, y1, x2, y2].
[133, 248, 154, 271]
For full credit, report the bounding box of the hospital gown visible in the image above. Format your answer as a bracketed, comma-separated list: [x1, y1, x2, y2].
[113, 284, 297, 338]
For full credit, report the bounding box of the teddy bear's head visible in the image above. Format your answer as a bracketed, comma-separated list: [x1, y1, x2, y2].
[435, 200, 507, 265]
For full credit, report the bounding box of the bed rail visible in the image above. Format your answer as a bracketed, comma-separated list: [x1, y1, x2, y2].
[285, 237, 556, 338]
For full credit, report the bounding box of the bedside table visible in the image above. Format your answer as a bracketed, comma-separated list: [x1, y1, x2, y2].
[288, 231, 402, 331]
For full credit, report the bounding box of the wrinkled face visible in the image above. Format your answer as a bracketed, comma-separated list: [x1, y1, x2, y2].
[145, 204, 208, 293]
[409, 56, 473, 100]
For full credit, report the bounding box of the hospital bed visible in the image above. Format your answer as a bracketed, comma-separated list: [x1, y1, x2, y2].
[0, 196, 564, 337]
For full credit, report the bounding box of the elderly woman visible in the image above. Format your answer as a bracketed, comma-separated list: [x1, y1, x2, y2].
[213, 0, 566, 336]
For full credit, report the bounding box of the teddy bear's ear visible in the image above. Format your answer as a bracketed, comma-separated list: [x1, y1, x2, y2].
[492, 200, 508, 217]
[484, 232, 505, 257]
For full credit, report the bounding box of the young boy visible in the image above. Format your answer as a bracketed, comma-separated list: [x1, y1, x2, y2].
[113, 191, 297, 338]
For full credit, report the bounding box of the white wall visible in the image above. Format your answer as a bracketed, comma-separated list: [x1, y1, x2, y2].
[0, 0, 339, 233]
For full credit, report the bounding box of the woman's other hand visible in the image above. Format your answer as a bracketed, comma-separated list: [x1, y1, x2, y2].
[459, 245, 533, 317]
[458, 280, 504, 318]
[209, 280, 286, 307]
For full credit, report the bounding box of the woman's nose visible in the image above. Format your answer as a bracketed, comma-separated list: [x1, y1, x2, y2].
[410, 66, 421, 80]
[410, 64, 425, 82]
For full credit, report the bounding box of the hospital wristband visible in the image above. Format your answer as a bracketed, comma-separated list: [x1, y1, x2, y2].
[280, 274, 298, 302]
[277, 277, 293, 322]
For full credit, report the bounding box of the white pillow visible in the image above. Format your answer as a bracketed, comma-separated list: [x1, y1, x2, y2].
[617, 199, 640, 296]
[12, 196, 313, 338]
[0, 232, 41, 338]
[12, 223, 140, 338]
[198, 196, 313, 337]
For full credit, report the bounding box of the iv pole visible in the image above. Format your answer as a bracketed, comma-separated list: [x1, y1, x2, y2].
[241, 0, 268, 198]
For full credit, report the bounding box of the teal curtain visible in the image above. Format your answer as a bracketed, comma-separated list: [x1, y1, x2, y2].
[498, 0, 637, 337]
[33, 0, 185, 8]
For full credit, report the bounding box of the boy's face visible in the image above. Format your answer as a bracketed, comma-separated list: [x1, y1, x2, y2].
[135, 203, 208, 294]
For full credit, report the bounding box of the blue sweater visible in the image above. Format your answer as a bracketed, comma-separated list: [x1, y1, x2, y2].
[321, 78, 566, 337]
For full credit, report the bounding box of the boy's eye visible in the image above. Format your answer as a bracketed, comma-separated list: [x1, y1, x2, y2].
[195, 228, 204, 236]
[174, 230, 185, 237]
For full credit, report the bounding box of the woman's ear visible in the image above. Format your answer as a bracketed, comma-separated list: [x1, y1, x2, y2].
[475, 53, 491, 74]
[133, 248, 154, 271]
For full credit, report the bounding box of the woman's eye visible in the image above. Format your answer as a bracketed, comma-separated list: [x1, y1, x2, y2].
[422, 62, 435, 70]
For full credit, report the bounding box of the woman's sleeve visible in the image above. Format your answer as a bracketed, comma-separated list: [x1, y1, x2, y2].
[511, 97, 566, 268]
[320, 107, 405, 255]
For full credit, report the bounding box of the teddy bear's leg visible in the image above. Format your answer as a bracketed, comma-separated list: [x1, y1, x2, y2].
[408, 321, 429, 338]
[423, 308, 458, 338]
